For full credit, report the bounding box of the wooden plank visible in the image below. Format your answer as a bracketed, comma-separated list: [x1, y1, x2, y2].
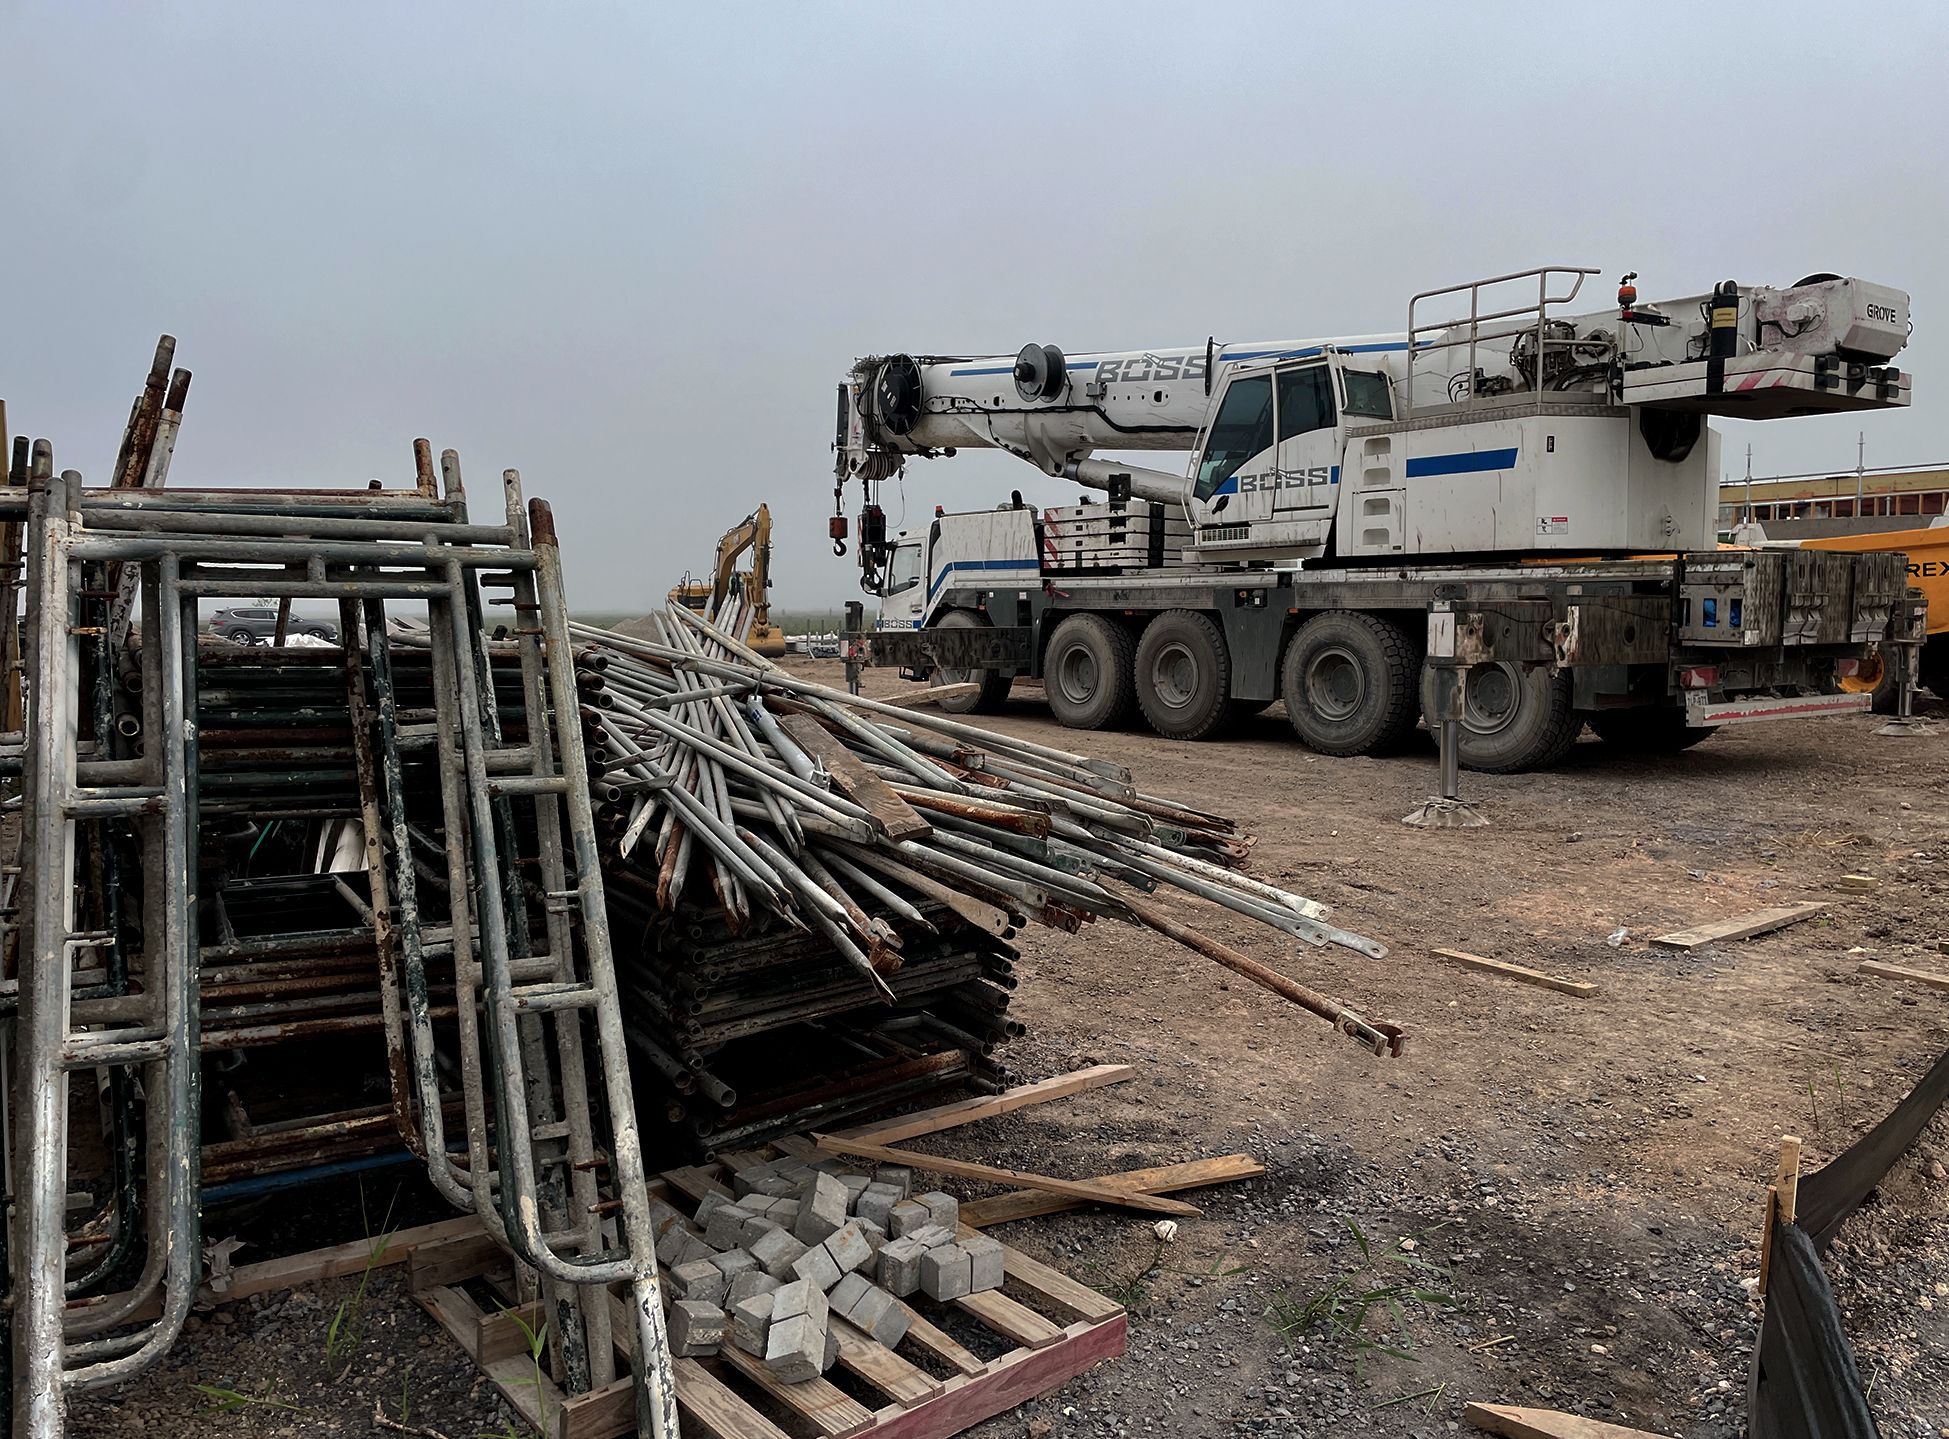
[811, 1135, 1198, 1218]
[960, 1154, 1263, 1228]
[880, 683, 979, 710]
[417, 1284, 558, 1435]
[829, 1065, 1135, 1147]
[980, 1235, 1123, 1325]
[953, 1290, 1064, 1349]
[829, 1315, 943, 1405]
[716, 1342, 876, 1436]
[675, 1357, 792, 1439]
[860, 1314, 1127, 1439]
[1432, 949, 1596, 998]
[1464, 1401, 1677, 1439]
[1650, 901, 1826, 951]
[560, 1375, 638, 1439]
[476, 1298, 546, 1364]
[408, 1231, 507, 1293]
[664, 1164, 737, 1206]
[1858, 958, 1949, 992]
[778, 713, 932, 842]
[897, 1307, 988, 1378]
[204, 1214, 483, 1302]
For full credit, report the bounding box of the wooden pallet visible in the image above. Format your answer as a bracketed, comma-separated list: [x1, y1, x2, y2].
[407, 1140, 1127, 1439]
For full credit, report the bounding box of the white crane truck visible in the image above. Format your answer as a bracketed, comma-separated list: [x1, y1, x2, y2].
[830, 266, 1919, 772]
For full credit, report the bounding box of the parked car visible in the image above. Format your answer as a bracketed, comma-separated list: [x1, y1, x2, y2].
[208, 605, 339, 645]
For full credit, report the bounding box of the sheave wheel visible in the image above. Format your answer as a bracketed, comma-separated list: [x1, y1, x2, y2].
[928, 609, 1012, 715]
[1043, 613, 1137, 730]
[1420, 659, 1581, 773]
[1281, 611, 1420, 757]
[1133, 610, 1231, 741]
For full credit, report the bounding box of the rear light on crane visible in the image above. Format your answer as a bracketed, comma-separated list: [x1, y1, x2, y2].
[1678, 665, 1720, 689]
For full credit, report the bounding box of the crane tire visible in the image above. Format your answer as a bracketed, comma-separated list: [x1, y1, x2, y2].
[1586, 708, 1715, 754]
[1134, 610, 1232, 741]
[928, 609, 1013, 715]
[1043, 613, 1138, 730]
[1281, 611, 1420, 757]
[1421, 659, 1581, 773]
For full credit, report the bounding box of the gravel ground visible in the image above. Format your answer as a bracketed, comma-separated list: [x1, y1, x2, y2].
[71, 664, 1949, 1438]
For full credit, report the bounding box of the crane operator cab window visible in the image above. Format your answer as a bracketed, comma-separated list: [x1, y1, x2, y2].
[1339, 369, 1393, 420]
[1276, 365, 1335, 440]
[1193, 373, 1274, 501]
[883, 541, 923, 596]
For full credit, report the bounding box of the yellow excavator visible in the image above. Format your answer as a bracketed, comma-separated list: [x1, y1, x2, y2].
[669, 504, 786, 657]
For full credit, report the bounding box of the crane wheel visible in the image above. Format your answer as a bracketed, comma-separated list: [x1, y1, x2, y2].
[1043, 614, 1137, 730]
[1134, 610, 1232, 741]
[1420, 659, 1582, 773]
[1586, 709, 1715, 754]
[1281, 611, 1420, 757]
[928, 610, 1013, 715]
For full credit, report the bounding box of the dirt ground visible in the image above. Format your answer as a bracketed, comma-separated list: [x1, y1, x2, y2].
[74, 661, 1949, 1439]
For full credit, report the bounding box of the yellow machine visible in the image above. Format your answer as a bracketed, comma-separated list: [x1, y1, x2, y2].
[1801, 522, 1948, 698]
[669, 504, 786, 656]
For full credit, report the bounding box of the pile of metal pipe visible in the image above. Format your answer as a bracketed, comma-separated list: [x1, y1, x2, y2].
[572, 602, 1403, 1152]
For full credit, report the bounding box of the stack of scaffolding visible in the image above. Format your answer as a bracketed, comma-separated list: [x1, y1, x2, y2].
[0, 339, 680, 1437]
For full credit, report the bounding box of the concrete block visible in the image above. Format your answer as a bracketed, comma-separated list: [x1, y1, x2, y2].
[728, 1291, 774, 1356]
[886, 1199, 931, 1239]
[855, 1181, 902, 1231]
[648, 1195, 690, 1233]
[828, 1272, 873, 1318]
[692, 1191, 733, 1228]
[849, 1283, 910, 1349]
[823, 1324, 839, 1372]
[709, 1248, 758, 1284]
[794, 1172, 850, 1246]
[962, 1233, 1004, 1292]
[824, 1220, 875, 1277]
[839, 1173, 872, 1210]
[874, 1165, 914, 1198]
[766, 1312, 825, 1384]
[738, 1214, 782, 1249]
[663, 1230, 717, 1268]
[917, 1191, 959, 1230]
[907, 1223, 956, 1251]
[740, 1172, 800, 1199]
[790, 1240, 842, 1292]
[876, 1236, 927, 1298]
[725, 1269, 779, 1308]
[748, 1225, 808, 1279]
[919, 1244, 973, 1301]
[669, 1299, 727, 1357]
[770, 1276, 829, 1329]
[669, 1258, 727, 1307]
[704, 1204, 755, 1252]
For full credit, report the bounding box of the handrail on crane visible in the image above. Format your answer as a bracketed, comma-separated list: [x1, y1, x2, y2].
[1404, 265, 1602, 419]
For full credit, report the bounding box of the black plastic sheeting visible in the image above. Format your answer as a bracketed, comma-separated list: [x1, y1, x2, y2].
[1747, 1041, 1949, 1439]
[1799, 1044, 1949, 1251]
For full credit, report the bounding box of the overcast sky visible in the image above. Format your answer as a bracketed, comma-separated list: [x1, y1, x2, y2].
[4, 2, 1946, 609]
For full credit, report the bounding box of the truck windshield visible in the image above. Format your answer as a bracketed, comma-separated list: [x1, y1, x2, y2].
[1194, 374, 1274, 500]
[884, 543, 922, 595]
[1340, 369, 1392, 419]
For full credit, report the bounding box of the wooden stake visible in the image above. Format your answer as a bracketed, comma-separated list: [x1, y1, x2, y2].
[1756, 1134, 1801, 1297]
[1433, 948, 1596, 998]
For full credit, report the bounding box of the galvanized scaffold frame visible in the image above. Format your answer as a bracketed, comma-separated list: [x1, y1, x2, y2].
[1, 442, 678, 1438]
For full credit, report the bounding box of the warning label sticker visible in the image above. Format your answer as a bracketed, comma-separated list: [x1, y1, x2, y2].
[1537, 515, 1570, 536]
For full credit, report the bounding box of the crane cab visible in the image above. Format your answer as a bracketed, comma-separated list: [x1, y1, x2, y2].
[1186, 352, 1392, 561]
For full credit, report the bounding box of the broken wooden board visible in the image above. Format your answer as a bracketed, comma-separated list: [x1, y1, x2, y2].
[829, 1064, 1133, 1147]
[1433, 949, 1597, 998]
[1857, 958, 1949, 993]
[1465, 1401, 1676, 1439]
[960, 1154, 1264, 1227]
[811, 1134, 1200, 1217]
[778, 711, 933, 842]
[879, 682, 979, 710]
[1651, 901, 1826, 951]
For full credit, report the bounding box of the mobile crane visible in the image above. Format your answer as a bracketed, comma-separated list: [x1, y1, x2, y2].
[830, 265, 1919, 771]
[670, 503, 786, 657]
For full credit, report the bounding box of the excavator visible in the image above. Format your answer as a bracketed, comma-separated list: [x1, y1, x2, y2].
[669, 503, 786, 657]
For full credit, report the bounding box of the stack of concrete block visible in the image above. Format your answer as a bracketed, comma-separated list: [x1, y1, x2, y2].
[653, 1159, 1002, 1380]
